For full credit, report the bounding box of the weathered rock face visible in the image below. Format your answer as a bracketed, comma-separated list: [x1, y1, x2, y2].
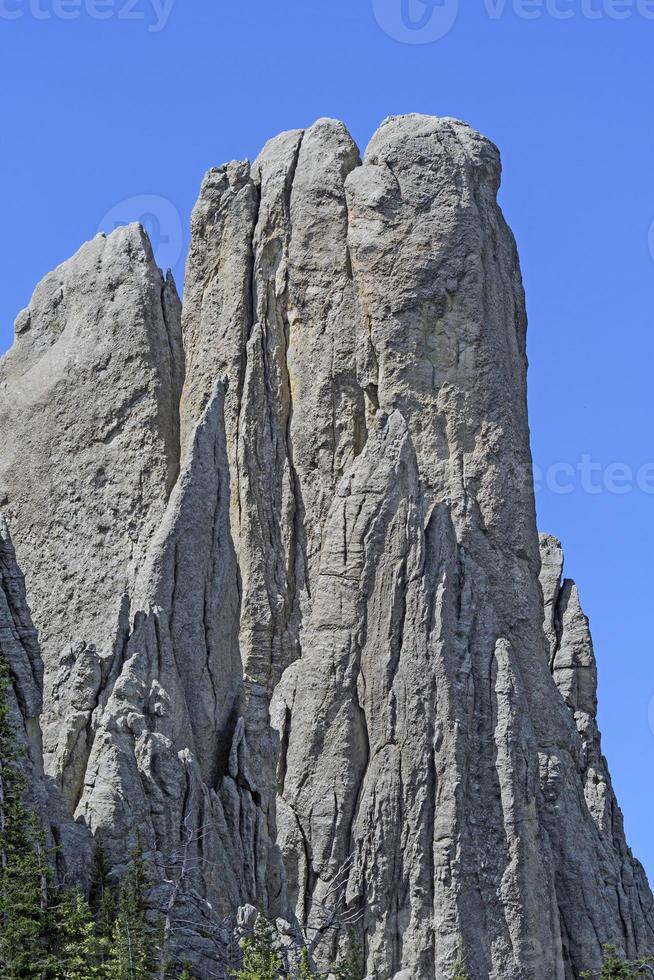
[538, 534, 653, 974]
[265, 118, 558, 979]
[0, 225, 184, 810]
[0, 114, 652, 979]
[0, 519, 92, 879]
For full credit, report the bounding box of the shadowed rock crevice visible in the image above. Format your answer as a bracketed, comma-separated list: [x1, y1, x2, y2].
[0, 519, 93, 881]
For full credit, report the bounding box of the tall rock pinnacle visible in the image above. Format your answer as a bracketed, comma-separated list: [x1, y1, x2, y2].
[0, 115, 651, 979]
[0, 225, 184, 810]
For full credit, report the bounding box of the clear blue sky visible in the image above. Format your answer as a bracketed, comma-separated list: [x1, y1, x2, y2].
[1, 1, 653, 876]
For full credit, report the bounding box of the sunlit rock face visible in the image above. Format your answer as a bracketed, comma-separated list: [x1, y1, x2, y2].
[1, 115, 652, 979]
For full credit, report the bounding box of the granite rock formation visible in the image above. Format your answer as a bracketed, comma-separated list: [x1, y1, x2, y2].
[0, 518, 92, 881]
[0, 114, 652, 979]
[0, 225, 184, 813]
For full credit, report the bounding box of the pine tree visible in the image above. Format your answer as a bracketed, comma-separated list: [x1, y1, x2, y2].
[0, 654, 55, 978]
[451, 939, 469, 980]
[53, 887, 104, 979]
[331, 936, 363, 980]
[232, 915, 281, 980]
[298, 947, 317, 979]
[90, 842, 118, 972]
[452, 958, 469, 980]
[599, 945, 636, 980]
[581, 944, 654, 979]
[109, 835, 159, 980]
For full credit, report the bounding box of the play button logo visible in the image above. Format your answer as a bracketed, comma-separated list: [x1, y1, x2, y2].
[372, 0, 459, 43]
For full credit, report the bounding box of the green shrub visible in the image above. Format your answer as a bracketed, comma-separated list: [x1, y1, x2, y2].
[581, 944, 654, 979]
[452, 957, 469, 980]
[232, 917, 282, 980]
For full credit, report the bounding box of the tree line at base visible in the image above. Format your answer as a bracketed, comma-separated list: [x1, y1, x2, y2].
[0, 653, 169, 978]
[1, 653, 650, 979]
[0, 653, 362, 979]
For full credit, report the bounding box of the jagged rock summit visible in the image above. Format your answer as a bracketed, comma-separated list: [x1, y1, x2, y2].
[0, 114, 652, 979]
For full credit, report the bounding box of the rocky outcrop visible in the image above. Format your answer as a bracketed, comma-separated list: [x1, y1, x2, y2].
[0, 225, 184, 810]
[0, 114, 652, 979]
[0, 519, 92, 879]
[537, 534, 653, 973]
